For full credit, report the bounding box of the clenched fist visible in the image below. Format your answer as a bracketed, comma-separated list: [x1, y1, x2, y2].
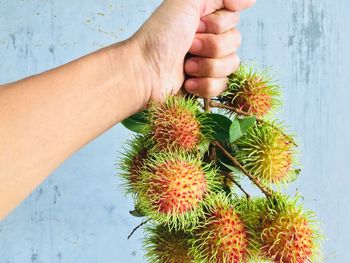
[133, 0, 256, 102]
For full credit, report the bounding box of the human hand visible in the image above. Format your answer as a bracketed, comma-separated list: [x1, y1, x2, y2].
[132, 0, 256, 103]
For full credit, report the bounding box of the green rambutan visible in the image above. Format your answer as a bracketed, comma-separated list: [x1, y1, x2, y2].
[234, 122, 297, 185]
[136, 151, 218, 230]
[191, 193, 252, 263]
[147, 96, 209, 151]
[221, 64, 280, 118]
[144, 225, 194, 263]
[254, 196, 321, 263]
[119, 135, 153, 194]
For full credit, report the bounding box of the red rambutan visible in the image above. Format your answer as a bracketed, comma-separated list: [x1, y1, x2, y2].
[136, 151, 218, 230]
[191, 193, 251, 262]
[222, 64, 280, 118]
[148, 96, 208, 151]
[144, 225, 194, 263]
[255, 196, 321, 263]
[235, 122, 297, 185]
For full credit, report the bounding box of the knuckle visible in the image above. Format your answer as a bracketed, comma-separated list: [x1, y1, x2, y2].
[235, 29, 242, 46]
[229, 56, 239, 73]
[231, 28, 242, 44]
[224, 59, 235, 75]
[210, 35, 225, 57]
[233, 55, 241, 71]
[227, 29, 241, 52]
[206, 80, 216, 96]
[234, 12, 241, 23]
[213, 78, 227, 96]
[212, 15, 225, 33]
[204, 60, 216, 76]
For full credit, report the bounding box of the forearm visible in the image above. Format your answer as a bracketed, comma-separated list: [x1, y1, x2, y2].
[0, 39, 148, 219]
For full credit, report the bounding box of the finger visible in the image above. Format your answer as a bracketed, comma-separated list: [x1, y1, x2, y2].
[223, 0, 256, 11]
[185, 53, 240, 78]
[203, 0, 256, 16]
[184, 77, 228, 98]
[189, 28, 241, 58]
[197, 10, 240, 34]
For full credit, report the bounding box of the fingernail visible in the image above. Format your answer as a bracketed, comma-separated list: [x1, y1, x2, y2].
[185, 60, 199, 74]
[186, 79, 198, 92]
[198, 21, 206, 32]
[191, 39, 202, 53]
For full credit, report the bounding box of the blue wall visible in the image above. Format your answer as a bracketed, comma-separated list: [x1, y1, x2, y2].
[0, 1, 349, 262]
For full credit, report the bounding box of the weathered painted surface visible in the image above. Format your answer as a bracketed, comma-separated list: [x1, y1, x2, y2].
[0, 0, 349, 262]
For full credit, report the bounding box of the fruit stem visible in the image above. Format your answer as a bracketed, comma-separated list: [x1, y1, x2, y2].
[210, 101, 262, 120]
[223, 172, 250, 200]
[209, 101, 297, 147]
[213, 141, 274, 198]
[127, 219, 150, 240]
[204, 99, 218, 162]
[209, 145, 217, 162]
[204, 98, 211, 112]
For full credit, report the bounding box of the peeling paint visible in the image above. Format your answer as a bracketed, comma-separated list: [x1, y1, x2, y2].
[30, 252, 39, 263]
[48, 44, 55, 54]
[53, 185, 61, 204]
[35, 188, 43, 201]
[290, 0, 326, 84]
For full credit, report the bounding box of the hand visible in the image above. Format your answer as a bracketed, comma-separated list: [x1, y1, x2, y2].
[133, 0, 256, 102]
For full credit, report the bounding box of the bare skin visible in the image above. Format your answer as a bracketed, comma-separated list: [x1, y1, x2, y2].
[0, 0, 255, 219]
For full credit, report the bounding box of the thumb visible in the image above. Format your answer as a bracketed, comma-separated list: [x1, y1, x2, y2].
[202, 0, 256, 16]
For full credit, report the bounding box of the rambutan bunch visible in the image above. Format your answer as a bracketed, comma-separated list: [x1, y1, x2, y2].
[251, 195, 321, 263]
[234, 122, 297, 185]
[221, 64, 281, 118]
[119, 63, 323, 263]
[144, 225, 194, 263]
[190, 193, 253, 263]
[135, 151, 219, 230]
[147, 96, 211, 151]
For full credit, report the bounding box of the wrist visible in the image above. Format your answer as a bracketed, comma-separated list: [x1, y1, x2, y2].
[106, 38, 152, 111]
[128, 33, 163, 105]
[130, 30, 185, 104]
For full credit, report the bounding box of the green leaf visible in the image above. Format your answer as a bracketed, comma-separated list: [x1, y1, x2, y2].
[239, 116, 256, 134]
[204, 113, 232, 142]
[129, 208, 145, 218]
[220, 161, 243, 177]
[122, 111, 147, 133]
[198, 140, 210, 156]
[229, 116, 257, 143]
[287, 168, 302, 183]
[229, 118, 242, 143]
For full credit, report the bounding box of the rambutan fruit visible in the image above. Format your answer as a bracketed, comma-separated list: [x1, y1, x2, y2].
[190, 193, 252, 263]
[136, 151, 218, 230]
[147, 96, 209, 151]
[144, 225, 194, 263]
[221, 64, 280, 118]
[119, 135, 153, 194]
[254, 195, 321, 263]
[234, 122, 297, 185]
